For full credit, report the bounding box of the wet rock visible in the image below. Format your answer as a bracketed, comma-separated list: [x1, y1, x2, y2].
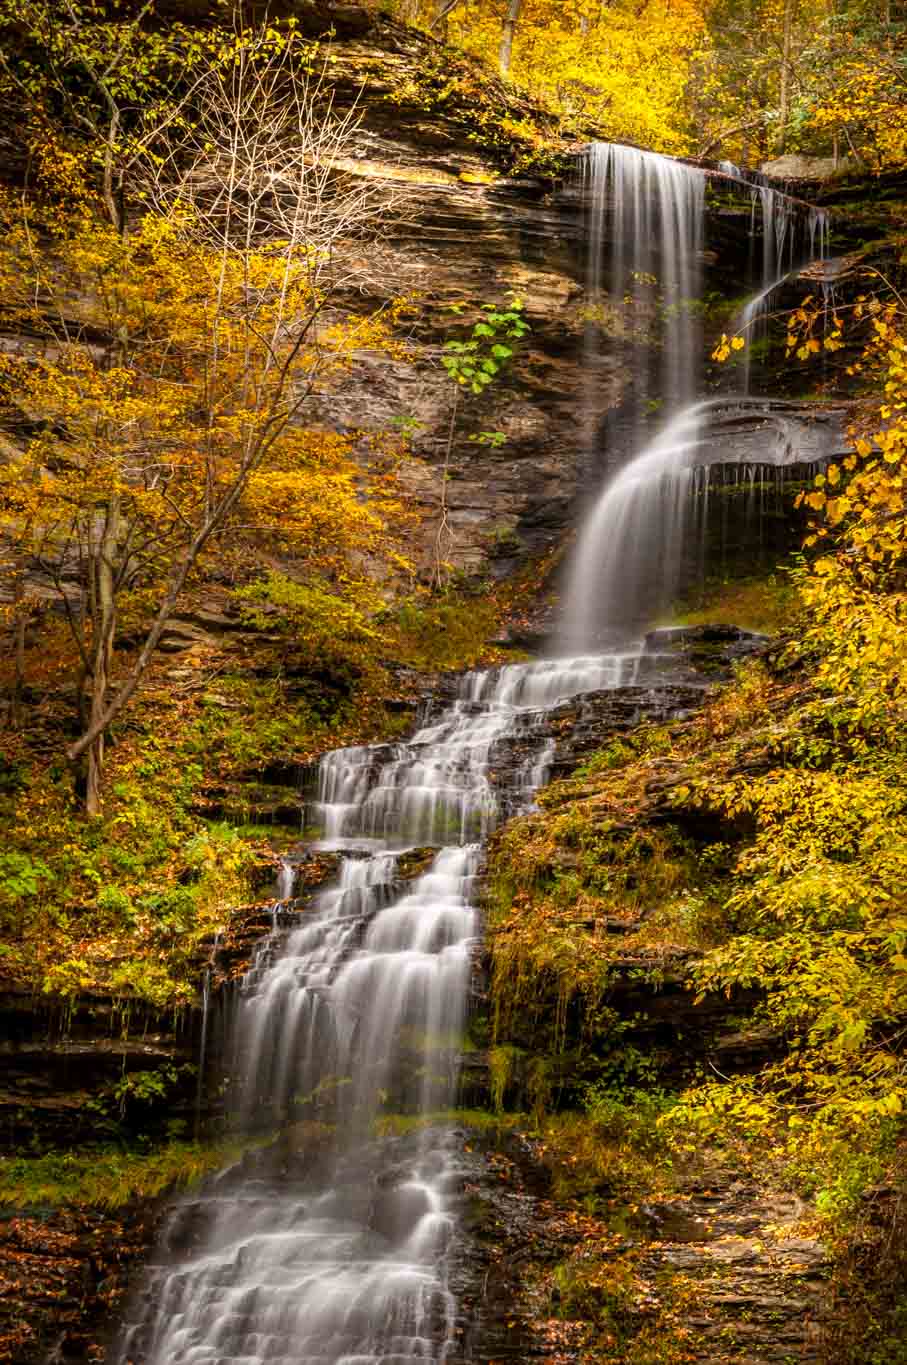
[0, 1204, 161, 1365]
[761, 152, 852, 180]
[447, 1128, 831, 1364]
[370, 1182, 433, 1244]
[190, 783, 305, 826]
[645, 622, 767, 656]
[0, 992, 198, 1151]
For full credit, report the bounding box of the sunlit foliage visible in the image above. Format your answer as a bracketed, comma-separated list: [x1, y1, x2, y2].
[396, 0, 907, 169]
[400, 0, 706, 152]
[487, 300, 907, 1230]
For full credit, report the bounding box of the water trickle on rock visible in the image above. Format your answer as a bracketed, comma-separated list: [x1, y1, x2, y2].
[116, 143, 835, 1365]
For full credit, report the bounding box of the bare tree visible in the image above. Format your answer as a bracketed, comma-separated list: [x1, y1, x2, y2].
[143, 40, 390, 276]
[44, 32, 397, 808]
[0, 0, 218, 233]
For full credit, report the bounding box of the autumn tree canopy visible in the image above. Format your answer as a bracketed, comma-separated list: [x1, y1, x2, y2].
[398, 0, 907, 166]
[0, 17, 410, 811]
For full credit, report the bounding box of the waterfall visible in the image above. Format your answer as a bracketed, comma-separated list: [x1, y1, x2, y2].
[114, 142, 834, 1364]
[737, 188, 828, 393]
[562, 144, 832, 649]
[116, 644, 695, 1365]
[583, 143, 704, 452]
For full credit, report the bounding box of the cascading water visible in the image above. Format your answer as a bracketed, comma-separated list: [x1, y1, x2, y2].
[563, 143, 834, 648]
[116, 644, 699, 1365]
[737, 182, 828, 393]
[115, 141, 835, 1365]
[124, 845, 472, 1365]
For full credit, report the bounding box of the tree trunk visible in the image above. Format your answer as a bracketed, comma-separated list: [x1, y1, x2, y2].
[777, 0, 793, 153]
[102, 106, 124, 234]
[66, 441, 259, 769]
[431, 0, 459, 38]
[76, 661, 90, 733]
[85, 638, 108, 817]
[499, 0, 523, 77]
[6, 559, 27, 731]
[84, 497, 120, 815]
[12, 612, 27, 731]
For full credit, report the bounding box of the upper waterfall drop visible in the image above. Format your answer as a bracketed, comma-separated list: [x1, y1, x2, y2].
[583, 143, 705, 432]
[566, 142, 708, 649]
[562, 143, 831, 651]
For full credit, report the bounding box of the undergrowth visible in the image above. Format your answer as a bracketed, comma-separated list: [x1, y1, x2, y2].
[0, 1140, 250, 1211]
[668, 569, 800, 633]
[488, 632, 906, 1207]
[0, 583, 517, 1011]
[373, 1107, 525, 1137]
[487, 444, 907, 1361]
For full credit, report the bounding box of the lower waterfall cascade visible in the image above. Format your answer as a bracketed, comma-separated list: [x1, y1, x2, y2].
[114, 143, 836, 1364]
[115, 645, 710, 1365]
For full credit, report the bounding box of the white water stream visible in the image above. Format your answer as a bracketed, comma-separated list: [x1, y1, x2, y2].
[117, 650, 691, 1365]
[116, 144, 834, 1364]
[562, 145, 833, 647]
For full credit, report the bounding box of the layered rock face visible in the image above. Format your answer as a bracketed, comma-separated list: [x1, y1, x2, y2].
[288, 6, 834, 583]
[298, 14, 596, 581]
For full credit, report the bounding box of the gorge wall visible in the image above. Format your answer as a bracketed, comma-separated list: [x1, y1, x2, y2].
[3, 8, 904, 1365]
[276, 4, 845, 584]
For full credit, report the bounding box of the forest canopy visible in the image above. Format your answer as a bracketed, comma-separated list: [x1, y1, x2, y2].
[401, 0, 907, 166]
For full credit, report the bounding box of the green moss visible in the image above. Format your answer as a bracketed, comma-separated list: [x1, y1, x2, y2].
[667, 570, 800, 633]
[572, 739, 637, 778]
[488, 1044, 524, 1112]
[386, 593, 509, 671]
[485, 791, 701, 1054]
[0, 1140, 255, 1211]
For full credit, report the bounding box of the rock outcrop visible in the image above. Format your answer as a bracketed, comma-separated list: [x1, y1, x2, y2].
[271, 8, 835, 583]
